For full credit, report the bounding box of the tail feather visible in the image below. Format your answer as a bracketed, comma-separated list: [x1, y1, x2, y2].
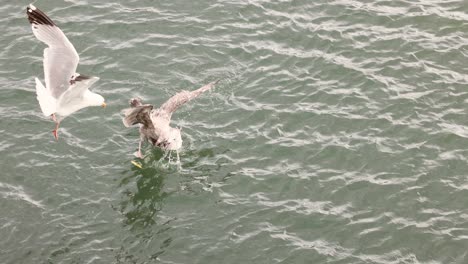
[35, 77, 56, 116]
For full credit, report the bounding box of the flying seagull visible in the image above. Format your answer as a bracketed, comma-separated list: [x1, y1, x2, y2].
[122, 80, 220, 158]
[26, 4, 106, 140]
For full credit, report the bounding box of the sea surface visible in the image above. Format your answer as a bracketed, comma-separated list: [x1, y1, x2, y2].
[1, 0, 468, 263]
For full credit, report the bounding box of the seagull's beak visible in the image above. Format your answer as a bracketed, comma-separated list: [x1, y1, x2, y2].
[101, 102, 107, 108]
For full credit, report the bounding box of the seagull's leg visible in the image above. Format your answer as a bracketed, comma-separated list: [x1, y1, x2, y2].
[52, 121, 60, 140]
[134, 137, 144, 158]
[176, 150, 181, 170]
[137, 138, 143, 158]
[51, 113, 57, 122]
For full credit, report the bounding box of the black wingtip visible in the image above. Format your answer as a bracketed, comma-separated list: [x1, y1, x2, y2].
[26, 4, 56, 27]
[74, 74, 91, 82]
[69, 74, 94, 85]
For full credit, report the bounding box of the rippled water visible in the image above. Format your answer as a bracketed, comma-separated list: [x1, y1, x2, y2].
[2, 0, 468, 263]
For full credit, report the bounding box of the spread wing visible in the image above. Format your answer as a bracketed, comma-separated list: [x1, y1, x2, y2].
[158, 79, 220, 120]
[122, 105, 154, 128]
[27, 4, 79, 99]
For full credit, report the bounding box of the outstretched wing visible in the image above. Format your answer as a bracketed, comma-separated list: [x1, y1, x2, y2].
[158, 79, 220, 120]
[122, 105, 154, 128]
[27, 4, 79, 99]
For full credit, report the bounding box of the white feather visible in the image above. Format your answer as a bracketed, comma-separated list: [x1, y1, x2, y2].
[35, 77, 56, 116]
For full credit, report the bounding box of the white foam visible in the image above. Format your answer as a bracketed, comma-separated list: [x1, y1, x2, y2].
[0, 182, 44, 209]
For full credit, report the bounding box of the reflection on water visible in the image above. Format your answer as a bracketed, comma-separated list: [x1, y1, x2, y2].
[113, 154, 175, 263]
[112, 146, 228, 262]
[117, 153, 172, 228]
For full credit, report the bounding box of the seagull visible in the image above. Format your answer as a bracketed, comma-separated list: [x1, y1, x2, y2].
[122, 80, 220, 158]
[26, 4, 106, 140]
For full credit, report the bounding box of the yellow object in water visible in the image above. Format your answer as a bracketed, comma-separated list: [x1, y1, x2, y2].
[131, 160, 143, 169]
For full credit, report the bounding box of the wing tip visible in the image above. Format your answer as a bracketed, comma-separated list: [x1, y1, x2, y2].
[200, 79, 220, 92]
[70, 75, 100, 88]
[26, 4, 56, 27]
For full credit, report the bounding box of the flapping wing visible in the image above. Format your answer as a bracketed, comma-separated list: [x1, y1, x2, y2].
[122, 105, 154, 128]
[27, 4, 79, 99]
[159, 80, 220, 118]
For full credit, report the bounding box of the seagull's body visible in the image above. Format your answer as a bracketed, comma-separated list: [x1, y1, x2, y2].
[123, 80, 219, 158]
[27, 4, 106, 140]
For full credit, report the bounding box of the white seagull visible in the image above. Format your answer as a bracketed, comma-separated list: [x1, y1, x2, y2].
[27, 4, 106, 140]
[122, 80, 220, 158]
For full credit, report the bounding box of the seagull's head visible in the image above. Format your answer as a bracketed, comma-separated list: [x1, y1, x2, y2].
[85, 91, 106, 108]
[129, 97, 143, 107]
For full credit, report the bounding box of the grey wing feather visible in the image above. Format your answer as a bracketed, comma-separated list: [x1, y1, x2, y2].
[122, 105, 154, 128]
[159, 80, 220, 117]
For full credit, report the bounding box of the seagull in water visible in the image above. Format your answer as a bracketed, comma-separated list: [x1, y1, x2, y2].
[123, 80, 220, 158]
[26, 4, 106, 140]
